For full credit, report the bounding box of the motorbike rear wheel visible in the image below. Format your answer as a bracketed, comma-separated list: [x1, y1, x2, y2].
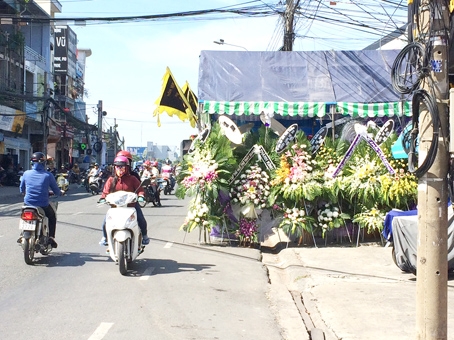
[117, 241, 128, 275]
[23, 238, 35, 265]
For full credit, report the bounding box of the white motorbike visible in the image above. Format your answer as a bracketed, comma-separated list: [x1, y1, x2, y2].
[18, 199, 58, 265]
[103, 191, 145, 275]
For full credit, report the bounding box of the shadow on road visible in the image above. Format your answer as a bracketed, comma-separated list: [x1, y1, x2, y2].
[28, 251, 109, 267]
[127, 258, 215, 277]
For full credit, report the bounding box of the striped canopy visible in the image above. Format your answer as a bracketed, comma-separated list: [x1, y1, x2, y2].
[202, 101, 412, 118]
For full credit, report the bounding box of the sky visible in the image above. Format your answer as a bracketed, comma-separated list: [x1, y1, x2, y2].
[55, 0, 407, 150]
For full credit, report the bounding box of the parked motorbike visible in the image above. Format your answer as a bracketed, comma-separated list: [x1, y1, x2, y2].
[56, 173, 69, 192]
[18, 197, 58, 265]
[103, 190, 145, 275]
[139, 178, 162, 207]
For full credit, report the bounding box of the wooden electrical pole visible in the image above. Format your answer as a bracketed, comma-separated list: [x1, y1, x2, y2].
[416, 1, 449, 339]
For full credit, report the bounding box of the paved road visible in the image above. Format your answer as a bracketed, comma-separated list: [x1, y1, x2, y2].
[0, 184, 306, 340]
[3, 184, 454, 339]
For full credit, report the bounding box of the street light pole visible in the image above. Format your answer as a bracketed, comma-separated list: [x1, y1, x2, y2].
[213, 39, 248, 51]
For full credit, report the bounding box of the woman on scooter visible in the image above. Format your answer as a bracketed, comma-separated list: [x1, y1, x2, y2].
[98, 156, 150, 245]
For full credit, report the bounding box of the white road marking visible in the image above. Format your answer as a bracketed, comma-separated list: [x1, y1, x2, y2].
[87, 322, 113, 340]
[139, 266, 155, 280]
[164, 242, 173, 248]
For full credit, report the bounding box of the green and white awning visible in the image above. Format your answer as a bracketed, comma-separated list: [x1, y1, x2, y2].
[202, 101, 412, 118]
[203, 101, 327, 117]
[336, 101, 411, 117]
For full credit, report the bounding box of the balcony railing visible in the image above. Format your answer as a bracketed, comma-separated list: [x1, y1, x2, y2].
[24, 46, 47, 69]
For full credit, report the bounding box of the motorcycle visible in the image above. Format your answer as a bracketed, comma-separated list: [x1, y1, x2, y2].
[18, 197, 58, 265]
[56, 173, 69, 192]
[88, 174, 103, 195]
[80, 169, 90, 192]
[161, 174, 175, 195]
[139, 178, 162, 207]
[67, 170, 79, 184]
[103, 190, 145, 275]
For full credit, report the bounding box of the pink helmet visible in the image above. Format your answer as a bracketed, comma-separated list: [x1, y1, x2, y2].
[113, 155, 129, 166]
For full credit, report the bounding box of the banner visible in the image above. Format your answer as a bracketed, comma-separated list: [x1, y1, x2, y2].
[153, 67, 193, 127]
[182, 81, 198, 128]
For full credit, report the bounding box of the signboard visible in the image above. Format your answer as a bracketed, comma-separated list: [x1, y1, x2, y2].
[0, 105, 25, 133]
[127, 147, 147, 156]
[54, 26, 77, 77]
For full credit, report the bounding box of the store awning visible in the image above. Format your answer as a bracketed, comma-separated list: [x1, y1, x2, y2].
[203, 100, 411, 118]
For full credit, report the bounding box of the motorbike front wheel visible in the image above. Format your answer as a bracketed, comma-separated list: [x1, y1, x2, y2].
[117, 241, 128, 275]
[23, 237, 35, 265]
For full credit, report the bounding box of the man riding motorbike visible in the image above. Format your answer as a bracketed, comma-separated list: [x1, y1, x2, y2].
[18, 152, 64, 248]
[98, 155, 150, 246]
[141, 160, 162, 207]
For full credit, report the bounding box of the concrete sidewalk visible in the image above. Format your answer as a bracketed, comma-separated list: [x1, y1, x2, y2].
[264, 243, 454, 340]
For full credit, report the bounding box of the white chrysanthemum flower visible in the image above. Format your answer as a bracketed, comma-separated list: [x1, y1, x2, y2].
[332, 211, 339, 218]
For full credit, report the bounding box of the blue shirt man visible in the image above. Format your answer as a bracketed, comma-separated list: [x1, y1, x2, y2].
[19, 152, 63, 248]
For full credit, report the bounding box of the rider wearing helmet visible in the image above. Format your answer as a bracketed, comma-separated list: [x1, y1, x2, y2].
[140, 160, 162, 207]
[19, 152, 64, 248]
[141, 160, 153, 180]
[161, 159, 176, 190]
[116, 150, 141, 181]
[98, 155, 150, 245]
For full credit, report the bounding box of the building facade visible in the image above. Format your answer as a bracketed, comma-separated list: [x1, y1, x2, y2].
[0, 0, 95, 175]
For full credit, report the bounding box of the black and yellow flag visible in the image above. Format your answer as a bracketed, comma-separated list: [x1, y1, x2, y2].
[153, 67, 193, 127]
[182, 81, 198, 128]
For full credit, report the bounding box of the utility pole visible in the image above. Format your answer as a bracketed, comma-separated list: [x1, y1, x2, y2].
[283, 0, 299, 51]
[97, 100, 103, 164]
[416, 1, 449, 339]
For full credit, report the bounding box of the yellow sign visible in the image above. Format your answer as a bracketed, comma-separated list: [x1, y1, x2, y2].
[0, 105, 26, 133]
